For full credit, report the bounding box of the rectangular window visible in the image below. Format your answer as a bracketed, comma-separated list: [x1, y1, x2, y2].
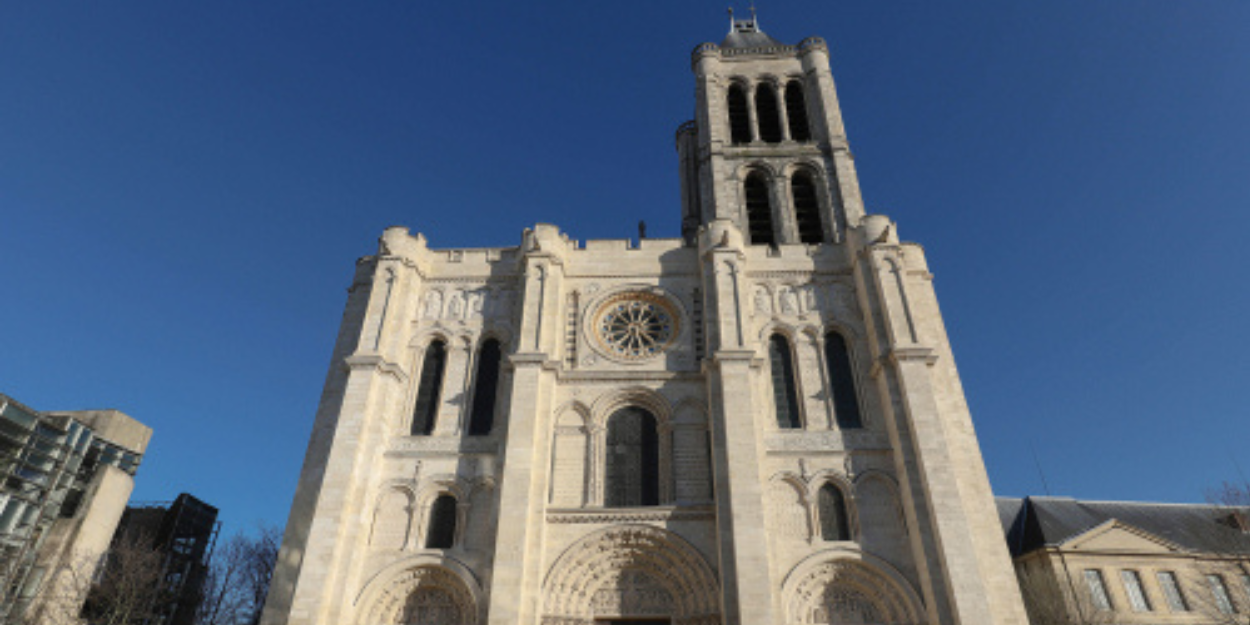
[1157, 571, 1189, 612]
[1085, 569, 1113, 611]
[1121, 570, 1151, 612]
[1209, 574, 1236, 615]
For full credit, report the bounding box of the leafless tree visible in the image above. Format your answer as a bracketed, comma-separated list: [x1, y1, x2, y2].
[195, 523, 281, 625]
[1015, 563, 1114, 625]
[25, 531, 166, 625]
[1194, 481, 1250, 624]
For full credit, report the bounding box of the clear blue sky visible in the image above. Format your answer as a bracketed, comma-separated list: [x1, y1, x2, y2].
[2, 1, 1248, 534]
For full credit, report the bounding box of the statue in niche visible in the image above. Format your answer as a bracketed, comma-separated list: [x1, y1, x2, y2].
[423, 291, 443, 320]
[447, 291, 465, 319]
[467, 291, 483, 318]
[780, 287, 799, 316]
[803, 285, 819, 313]
[754, 286, 772, 316]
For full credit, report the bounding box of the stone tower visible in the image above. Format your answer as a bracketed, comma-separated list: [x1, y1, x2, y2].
[261, 15, 1029, 625]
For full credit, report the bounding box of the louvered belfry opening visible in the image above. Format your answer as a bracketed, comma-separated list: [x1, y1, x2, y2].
[467, 339, 501, 436]
[768, 334, 802, 429]
[785, 81, 811, 142]
[824, 332, 863, 429]
[755, 85, 783, 143]
[727, 84, 751, 144]
[818, 483, 851, 541]
[424, 494, 457, 549]
[411, 340, 447, 436]
[605, 407, 660, 507]
[792, 171, 824, 244]
[744, 172, 775, 245]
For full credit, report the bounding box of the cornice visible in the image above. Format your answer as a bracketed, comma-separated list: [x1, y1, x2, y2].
[343, 353, 408, 382]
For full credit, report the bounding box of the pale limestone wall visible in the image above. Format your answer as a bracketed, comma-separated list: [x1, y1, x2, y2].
[263, 25, 1029, 625]
[1020, 546, 1250, 624]
[27, 466, 135, 625]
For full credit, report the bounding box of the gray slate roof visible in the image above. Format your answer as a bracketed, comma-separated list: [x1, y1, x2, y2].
[720, 28, 785, 50]
[997, 496, 1250, 557]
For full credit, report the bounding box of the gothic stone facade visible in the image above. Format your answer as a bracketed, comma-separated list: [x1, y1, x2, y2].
[261, 20, 1029, 625]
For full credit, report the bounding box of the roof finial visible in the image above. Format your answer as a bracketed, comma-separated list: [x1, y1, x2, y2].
[727, 6, 735, 32]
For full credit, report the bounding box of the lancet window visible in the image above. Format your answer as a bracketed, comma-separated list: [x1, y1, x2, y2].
[604, 407, 660, 507]
[769, 334, 802, 429]
[756, 84, 783, 143]
[727, 84, 751, 145]
[425, 494, 458, 549]
[824, 332, 863, 429]
[411, 340, 447, 436]
[467, 338, 502, 435]
[792, 171, 824, 244]
[785, 80, 811, 141]
[818, 483, 851, 541]
[744, 171, 776, 246]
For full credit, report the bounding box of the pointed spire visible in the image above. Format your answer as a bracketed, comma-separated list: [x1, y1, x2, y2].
[727, 7, 735, 33]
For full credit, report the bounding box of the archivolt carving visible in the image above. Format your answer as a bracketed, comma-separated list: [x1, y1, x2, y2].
[542, 525, 720, 625]
[359, 564, 477, 625]
[783, 551, 922, 625]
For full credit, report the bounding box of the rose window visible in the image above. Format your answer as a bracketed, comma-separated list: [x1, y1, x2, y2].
[592, 293, 680, 361]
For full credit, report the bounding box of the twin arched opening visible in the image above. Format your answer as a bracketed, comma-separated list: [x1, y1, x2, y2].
[411, 337, 505, 437]
[727, 80, 812, 145]
[741, 168, 832, 246]
[767, 331, 862, 431]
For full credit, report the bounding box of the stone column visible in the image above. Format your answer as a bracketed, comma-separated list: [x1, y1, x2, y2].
[434, 336, 473, 435]
[746, 81, 760, 144]
[852, 221, 1029, 625]
[262, 254, 415, 625]
[774, 173, 799, 245]
[487, 228, 565, 625]
[699, 221, 777, 625]
[777, 82, 793, 142]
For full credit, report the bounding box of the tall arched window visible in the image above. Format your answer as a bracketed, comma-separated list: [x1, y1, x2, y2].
[755, 84, 783, 143]
[769, 334, 801, 429]
[818, 483, 851, 541]
[824, 332, 863, 429]
[411, 340, 447, 436]
[792, 171, 825, 244]
[424, 494, 457, 549]
[605, 407, 660, 507]
[785, 81, 811, 142]
[727, 84, 751, 145]
[467, 339, 502, 436]
[744, 172, 775, 246]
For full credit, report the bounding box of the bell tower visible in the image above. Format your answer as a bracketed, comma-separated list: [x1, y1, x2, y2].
[678, 12, 866, 247]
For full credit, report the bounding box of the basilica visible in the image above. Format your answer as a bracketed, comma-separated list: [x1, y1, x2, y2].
[260, 16, 1030, 625]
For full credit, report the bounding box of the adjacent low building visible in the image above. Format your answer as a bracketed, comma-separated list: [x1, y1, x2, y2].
[92, 493, 220, 625]
[0, 393, 151, 624]
[999, 496, 1250, 624]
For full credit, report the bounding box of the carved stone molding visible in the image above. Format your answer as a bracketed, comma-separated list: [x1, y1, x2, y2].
[542, 525, 721, 624]
[545, 506, 715, 524]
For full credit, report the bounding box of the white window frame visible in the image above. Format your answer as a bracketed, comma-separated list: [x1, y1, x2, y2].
[1084, 569, 1113, 611]
[1209, 574, 1236, 615]
[1156, 571, 1189, 612]
[1121, 570, 1151, 612]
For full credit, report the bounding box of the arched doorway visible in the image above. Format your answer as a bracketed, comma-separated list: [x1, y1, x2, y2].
[782, 551, 923, 625]
[358, 563, 480, 625]
[542, 525, 720, 625]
